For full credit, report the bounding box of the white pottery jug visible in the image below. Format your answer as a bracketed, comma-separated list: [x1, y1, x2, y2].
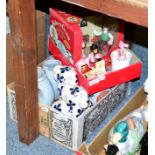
[43, 59, 61, 100]
[38, 67, 54, 105]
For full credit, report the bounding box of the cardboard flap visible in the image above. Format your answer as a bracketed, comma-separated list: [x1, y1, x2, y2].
[77, 142, 90, 155]
[83, 87, 147, 155]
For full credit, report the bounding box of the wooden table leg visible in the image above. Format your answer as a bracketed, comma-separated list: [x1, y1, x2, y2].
[8, 0, 39, 144]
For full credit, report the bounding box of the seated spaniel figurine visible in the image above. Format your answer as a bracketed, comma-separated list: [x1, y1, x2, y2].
[104, 104, 148, 155]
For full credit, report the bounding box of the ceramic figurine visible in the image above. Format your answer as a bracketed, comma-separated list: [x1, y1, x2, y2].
[104, 105, 148, 155]
[82, 35, 90, 49]
[90, 44, 103, 62]
[80, 18, 89, 49]
[52, 99, 69, 114]
[75, 53, 95, 74]
[81, 15, 103, 47]
[53, 65, 64, 81]
[100, 28, 112, 55]
[43, 59, 61, 100]
[79, 18, 87, 27]
[76, 46, 106, 81]
[104, 144, 121, 155]
[54, 65, 89, 109]
[52, 99, 85, 118]
[53, 65, 78, 87]
[52, 65, 91, 117]
[110, 41, 132, 71]
[61, 85, 89, 109]
[76, 44, 102, 74]
[37, 67, 54, 105]
[95, 27, 114, 56]
[113, 41, 130, 61]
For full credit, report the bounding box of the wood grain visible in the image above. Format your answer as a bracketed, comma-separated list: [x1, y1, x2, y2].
[8, 0, 39, 144]
[116, 0, 147, 8]
[6, 10, 46, 85]
[60, 0, 148, 27]
[6, 35, 14, 84]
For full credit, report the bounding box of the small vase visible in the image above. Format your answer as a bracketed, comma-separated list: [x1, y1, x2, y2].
[38, 67, 54, 105]
[43, 59, 61, 100]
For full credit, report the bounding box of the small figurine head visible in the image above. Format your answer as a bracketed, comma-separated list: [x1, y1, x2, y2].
[104, 144, 121, 155]
[80, 18, 87, 27]
[101, 27, 110, 42]
[90, 44, 99, 54]
[103, 27, 109, 32]
[113, 121, 129, 143]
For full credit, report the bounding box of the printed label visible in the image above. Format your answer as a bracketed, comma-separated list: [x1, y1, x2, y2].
[83, 83, 129, 140]
[89, 78, 99, 86]
[39, 115, 49, 127]
[50, 111, 73, 147]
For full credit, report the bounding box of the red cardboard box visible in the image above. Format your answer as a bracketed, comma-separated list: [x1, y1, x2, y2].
[48, 8, 142, 95]
[49, 9, 82, 64]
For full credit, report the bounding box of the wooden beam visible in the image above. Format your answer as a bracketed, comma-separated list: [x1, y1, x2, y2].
[60, 0, 148, 27]
[8, 0, 39, 144]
